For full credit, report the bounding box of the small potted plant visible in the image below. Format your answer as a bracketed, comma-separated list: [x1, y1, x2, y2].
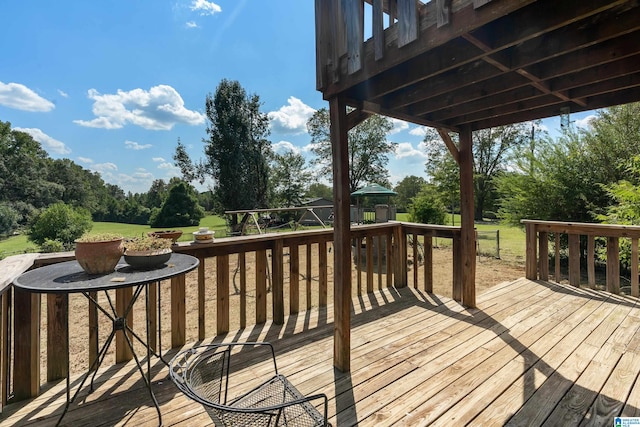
[123, 235, 173, 269]
[75, 233, 124, 275]
[148, 229, 183, 243]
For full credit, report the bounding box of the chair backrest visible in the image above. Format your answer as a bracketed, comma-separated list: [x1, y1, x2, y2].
[172, 346, 231, 405]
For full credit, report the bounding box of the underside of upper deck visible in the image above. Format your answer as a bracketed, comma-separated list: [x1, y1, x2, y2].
[316, 0, 640, 131]
[4, 278, 640, 426]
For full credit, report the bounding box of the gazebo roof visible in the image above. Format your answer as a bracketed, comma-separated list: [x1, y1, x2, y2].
[351, 184, 397, 197]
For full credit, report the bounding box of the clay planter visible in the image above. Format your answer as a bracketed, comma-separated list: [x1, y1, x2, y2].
[75, 237, 124, 275]
[148, 230, 183, 243]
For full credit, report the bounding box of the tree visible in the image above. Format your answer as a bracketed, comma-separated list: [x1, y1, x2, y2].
[271, 151, 311, 208]
[393, 175, 427, 212]
[28, 202, 92, 249]
[149, 181, 205, 228]
[306, 182, 333, 201]
[0, 202, 19, 237]
[408, 187, 447, 225]
[424, 123, 530, 220]
[174, 80, 273, 220]
[306, 109, 396, 193]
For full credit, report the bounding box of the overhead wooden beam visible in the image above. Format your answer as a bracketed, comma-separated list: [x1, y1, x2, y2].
[346, 108, 371, 130]
[330, 96, 352, 372]
[436, 128, 459, 164]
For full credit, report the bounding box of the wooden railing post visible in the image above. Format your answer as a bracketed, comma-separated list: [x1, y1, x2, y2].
[272, 241, 284, 325]
[607, 236, 620, 294]
[525, 222, 537, 280]
[538, 232, 549, 281]
[171, 275, 186, 348]
[47, 294, 68, 381]
[587, 236, 596, 288]
[568, 234, 580, 287]
[216, 255, 230, 335]
[394, 223, 407, 288]
[13, 288, 40, 400]
[197, 257, 206, 340]
[116, 287, 133, 362]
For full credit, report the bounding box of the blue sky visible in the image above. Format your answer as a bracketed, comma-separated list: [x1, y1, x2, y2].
[0, 1, 596, 194]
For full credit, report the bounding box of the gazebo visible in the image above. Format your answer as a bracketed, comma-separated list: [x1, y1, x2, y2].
[315, 0, 640, 371]
[351, 183, 397, 223]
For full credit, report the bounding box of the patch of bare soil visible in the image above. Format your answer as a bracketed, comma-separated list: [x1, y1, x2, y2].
[38, 246, 524, 382]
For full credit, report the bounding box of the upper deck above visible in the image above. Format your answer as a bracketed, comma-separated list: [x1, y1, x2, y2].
[315, 0, 640, 131]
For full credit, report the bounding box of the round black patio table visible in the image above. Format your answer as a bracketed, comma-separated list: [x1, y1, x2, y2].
[13, 253, 199, 427]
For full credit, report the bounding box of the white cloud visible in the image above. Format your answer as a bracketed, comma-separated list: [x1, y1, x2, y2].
[0, 81, 55, 112]
[94, 162, 118, 172]
[272, 140, 300, 155]
[388, 118, 409, 135]
[186, 21, 198, 28]
[74, 85, 205, 130]
[409, 126, 428, 137]
[13, 127, 71, 155]
[268, 97, 316, 135]
[152, 157, 166, 162]
[190, 0, 221, 15]
[395, 142, 428, 163]
[125, 140, 152, 150]
[158, 162, 178, 170]
[57, 89, 69, 98]
[575, 114, 596, 129]
[77, 156, 93, 164]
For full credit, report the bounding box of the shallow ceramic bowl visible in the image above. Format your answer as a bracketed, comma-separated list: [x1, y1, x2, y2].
[124, 249, 172, 269]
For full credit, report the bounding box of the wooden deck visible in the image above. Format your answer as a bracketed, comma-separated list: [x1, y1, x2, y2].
[4, 278, 640, 426]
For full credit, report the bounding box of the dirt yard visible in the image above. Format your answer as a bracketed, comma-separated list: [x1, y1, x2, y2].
[38, 246, 525, 382]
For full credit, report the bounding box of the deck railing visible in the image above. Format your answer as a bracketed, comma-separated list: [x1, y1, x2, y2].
[0, 221, 461, 409]
[522, 219, 640, 296]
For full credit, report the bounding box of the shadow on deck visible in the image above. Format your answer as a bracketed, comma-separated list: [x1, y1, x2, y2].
[3, 278, 640, 426]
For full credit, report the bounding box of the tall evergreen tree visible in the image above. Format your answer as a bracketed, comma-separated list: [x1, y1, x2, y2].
[174, 80, 272, 219]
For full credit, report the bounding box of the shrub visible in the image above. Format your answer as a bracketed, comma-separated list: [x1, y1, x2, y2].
[408, 190, 447, 225]
[0, 203, 19, 237]
[29, 202, 92, 250]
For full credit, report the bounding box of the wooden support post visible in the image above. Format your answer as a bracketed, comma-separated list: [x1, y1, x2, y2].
[525, 222, 537, 280]
[607, 236, 620, 294]
[13, 289, 40, 400]
[568, 234, 580, 287]
[115, 287, 133, 363]
[47, 293, 68, 381]
[171, 275, 186, 348]
[459, 126, 476, 308]
[538, 232, 549, 281]
[216, 255, 230, 334]
[331, 96, 352, 372]
[272, 240, 284, 324]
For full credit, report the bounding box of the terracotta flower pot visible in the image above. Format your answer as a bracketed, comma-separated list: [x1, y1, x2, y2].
[75, 238, 124, 275]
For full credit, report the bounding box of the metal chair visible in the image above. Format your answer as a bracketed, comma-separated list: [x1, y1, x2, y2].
[169, 342, 329, 426]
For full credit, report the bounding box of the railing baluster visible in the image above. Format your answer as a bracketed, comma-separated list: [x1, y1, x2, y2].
[412, 233, 418, 288]
[171, 276, 185, 347]
[568, 234, 580, 287]
[198, 257, 205, 340]
[256, 250, 267, 325]
[366, 235, 374, 293]
[306, 244, 312, 310]
[216, 255, 230, 334]
[424, 234, 433, 293]
[632, 238, 639, 297]
[47, 293, 67, 381]
[239, 252, 247, 329]
[587, 236, 596, 288]
[554, 234, 561, 282]
[116, 287, 133, 362]
[319, 241, 328, 307]
[538, 232, 548, 281]
[289, 245, 299, 314]
[607, 237, 620, 294]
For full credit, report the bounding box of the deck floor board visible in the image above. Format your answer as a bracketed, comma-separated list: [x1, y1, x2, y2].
[3, 279, 640, 426]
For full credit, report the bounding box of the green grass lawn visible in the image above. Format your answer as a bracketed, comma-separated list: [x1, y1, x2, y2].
[1, 213, 526, 263]
[0, 215, 231, 258]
